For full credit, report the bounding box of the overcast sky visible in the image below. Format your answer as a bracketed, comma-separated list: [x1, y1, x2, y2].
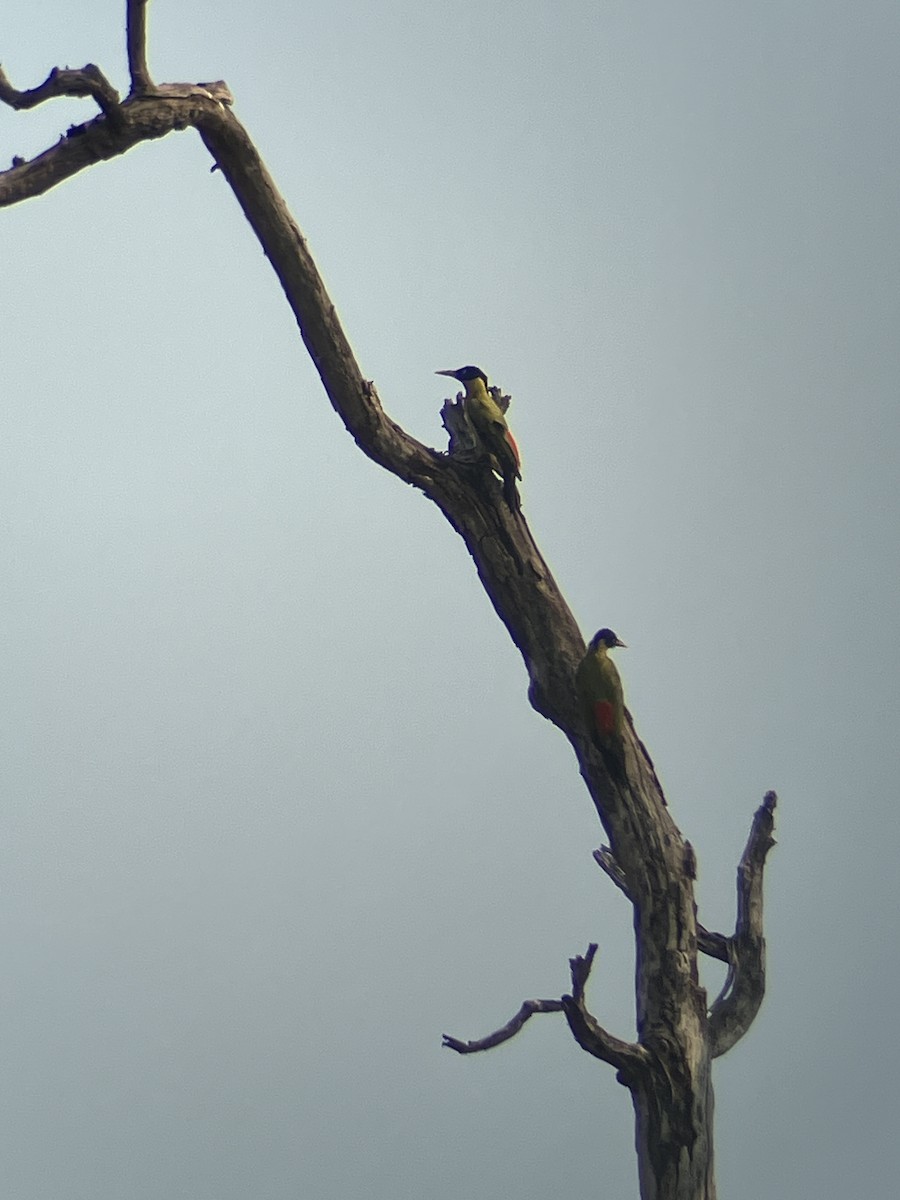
[2, 2, 899, 1197]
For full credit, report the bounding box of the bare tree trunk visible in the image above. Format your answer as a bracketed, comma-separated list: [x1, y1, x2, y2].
[633, 1055, 716, 1200]
[0, 7, 777, 1196]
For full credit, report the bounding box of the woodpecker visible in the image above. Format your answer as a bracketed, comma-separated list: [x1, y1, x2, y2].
[436, 366, 521, 511]
[576, 628, 628, 779]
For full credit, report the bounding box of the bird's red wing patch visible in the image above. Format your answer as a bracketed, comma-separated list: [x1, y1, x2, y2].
[593, 700, 615, 736]
[504, 429, 522, 472]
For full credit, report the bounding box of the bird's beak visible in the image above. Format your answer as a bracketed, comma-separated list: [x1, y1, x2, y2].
[615, 638, 628, 648]
[435, 369, 458, 378]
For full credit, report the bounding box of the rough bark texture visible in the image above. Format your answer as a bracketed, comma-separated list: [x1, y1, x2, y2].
[1, 13, 777, 1197]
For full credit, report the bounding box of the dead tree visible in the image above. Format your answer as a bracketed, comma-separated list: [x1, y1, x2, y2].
[0, 5, 777, 1197]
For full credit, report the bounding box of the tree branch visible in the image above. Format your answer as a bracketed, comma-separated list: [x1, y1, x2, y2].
[442, 999, 564, 1055]
[697, 925, 730, 964]
[561, 945, 647, 1080]
[126, 0, 154, 94]
[0, 63, 122, 125]
[0, 88, 234, 207]
[443, 943, 646, 1085]
[708, 791, 777, 1057]
[0, 78, 587, 765]
[192, 106, 601, 736]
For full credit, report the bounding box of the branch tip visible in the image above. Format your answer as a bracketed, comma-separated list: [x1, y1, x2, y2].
[569, 943, 598, 1000]
[707, 788, 778, 1057]
[592, 845, 633, 902]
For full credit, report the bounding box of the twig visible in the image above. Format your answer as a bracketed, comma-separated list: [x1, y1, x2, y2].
[0, 63, 122, 124]
[442, 998, 564, 1054]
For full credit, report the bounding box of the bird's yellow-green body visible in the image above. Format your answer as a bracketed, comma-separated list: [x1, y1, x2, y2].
[463, 376, 521, 485]
[576, 629, 627, 776]
[436, 366, 521, 510]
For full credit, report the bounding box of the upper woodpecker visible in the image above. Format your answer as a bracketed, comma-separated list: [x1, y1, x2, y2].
[436, 366, 522, 511]
[576, 628, 628, 778]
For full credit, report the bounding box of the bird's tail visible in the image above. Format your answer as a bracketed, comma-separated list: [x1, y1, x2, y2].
[503, 471, 521, 513]
[595, 735, 626, 786]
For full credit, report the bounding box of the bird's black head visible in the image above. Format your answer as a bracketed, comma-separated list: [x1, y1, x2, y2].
[435, 365, 488, 385]
[590, 628, 627, 650]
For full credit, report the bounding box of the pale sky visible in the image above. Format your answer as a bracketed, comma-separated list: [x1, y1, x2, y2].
[2, 2, 899, 1197]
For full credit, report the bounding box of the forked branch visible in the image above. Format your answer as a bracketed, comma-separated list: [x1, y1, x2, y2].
[442, 943, 645, 1082]
[561, 945, 647, 1078]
